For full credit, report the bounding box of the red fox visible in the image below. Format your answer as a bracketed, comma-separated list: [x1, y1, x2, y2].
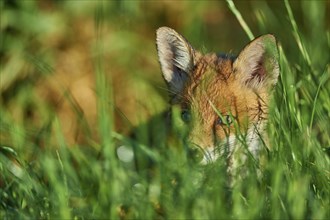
[156, 27, 279, 169]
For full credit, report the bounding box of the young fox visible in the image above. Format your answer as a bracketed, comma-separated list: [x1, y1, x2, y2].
[156, 27, 279, 168]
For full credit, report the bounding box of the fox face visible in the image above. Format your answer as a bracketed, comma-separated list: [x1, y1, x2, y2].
[156, 27, 279, 165]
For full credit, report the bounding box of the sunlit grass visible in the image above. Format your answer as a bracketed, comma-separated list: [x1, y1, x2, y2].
[1, 1, 329, 219]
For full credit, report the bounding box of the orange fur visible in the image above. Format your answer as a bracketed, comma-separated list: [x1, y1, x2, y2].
[156, 27, 279, 166]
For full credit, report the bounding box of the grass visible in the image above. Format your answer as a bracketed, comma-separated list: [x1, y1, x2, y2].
[1, 0, 329, 219]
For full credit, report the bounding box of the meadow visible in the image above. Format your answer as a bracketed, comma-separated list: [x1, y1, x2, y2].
[0, 0, 329, 219]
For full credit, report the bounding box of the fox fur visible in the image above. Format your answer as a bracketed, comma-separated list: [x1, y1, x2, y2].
[156, 27, 279, 170]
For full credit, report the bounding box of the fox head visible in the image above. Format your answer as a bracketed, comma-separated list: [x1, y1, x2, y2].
[156, 27, 279, 165]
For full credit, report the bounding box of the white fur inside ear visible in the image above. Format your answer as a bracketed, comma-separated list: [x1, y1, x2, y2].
[156, 27, 194, 92]
[233, 35, 279, 90]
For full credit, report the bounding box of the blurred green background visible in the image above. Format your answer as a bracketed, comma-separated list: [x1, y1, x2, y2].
[1, 0, 329, 219]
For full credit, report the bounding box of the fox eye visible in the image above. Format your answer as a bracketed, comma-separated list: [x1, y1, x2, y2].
[216, 115, 233, 126]
[181, 110, 191, 123]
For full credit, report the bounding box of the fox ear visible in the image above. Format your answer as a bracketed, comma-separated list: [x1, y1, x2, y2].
[156, 27, 195, 94]
[233, 34, 279, 91]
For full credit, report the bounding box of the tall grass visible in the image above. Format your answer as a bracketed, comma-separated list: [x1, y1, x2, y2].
[1, 0, 329, 219]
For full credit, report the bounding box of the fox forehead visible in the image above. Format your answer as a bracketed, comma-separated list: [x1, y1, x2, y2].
[182, 53, 256, 113]
[187, 53, 233, 90]
[180, 52, 267, 139]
